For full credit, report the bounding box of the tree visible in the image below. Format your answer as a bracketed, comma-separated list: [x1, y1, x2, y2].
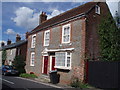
[13, 55, 26, 74]
[2, 50, 7, 65]
[98, 13, 120, 61]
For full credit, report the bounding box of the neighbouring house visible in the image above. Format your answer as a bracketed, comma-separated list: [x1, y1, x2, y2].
[118, 1, 120, 28]
[25, 2, 112, 84]
[0, 34, 27, 66]
[115, 1, 120, 28]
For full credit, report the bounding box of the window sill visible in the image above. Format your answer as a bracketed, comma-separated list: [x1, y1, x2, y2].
[30, 65, 35, 67]
[54, 66, 71, 70]
[60, 42, 72, 46]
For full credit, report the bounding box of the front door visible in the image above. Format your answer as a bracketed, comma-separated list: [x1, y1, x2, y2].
[50, 56, 56, 71]
[52, 57, 56, 70]
[43, 56, 48, 74]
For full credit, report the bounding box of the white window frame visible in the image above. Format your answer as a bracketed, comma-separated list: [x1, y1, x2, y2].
[31, 34, 36, 48]
[30, 52, 35, 66]
[95, 5, 100, 14]
[62, 24, 71, 44]
[55, 52, 72, 70]
[18, 49, 20, 55]
[10, 49, 12, 55]
[44, 30, 50, 46]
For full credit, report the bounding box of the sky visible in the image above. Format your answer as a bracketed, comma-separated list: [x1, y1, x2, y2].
[0, 0, 120, 45]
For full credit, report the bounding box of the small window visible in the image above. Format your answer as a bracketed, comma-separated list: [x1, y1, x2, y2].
[55, 52, 72, 69]
[10, 50, 12, 55]
[18, 49, 21, 55]
[62, 24, 71, 43]
[95, 5, 100, 14]
[30, 52, 35, 66]
[44, 30, 50, 46]
[31, 34, 36, 48]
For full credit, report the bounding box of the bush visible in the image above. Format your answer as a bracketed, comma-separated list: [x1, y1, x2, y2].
[19, 73, 38, 78]
[98, 13, 120, 61]
[70, 77, 90, 88]
[13, 55, 26, 74]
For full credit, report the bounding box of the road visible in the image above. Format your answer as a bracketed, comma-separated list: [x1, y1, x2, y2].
[1, 75, 64, 90]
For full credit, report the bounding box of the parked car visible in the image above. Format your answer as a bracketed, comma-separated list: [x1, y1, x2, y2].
[2, 65, 19, 76]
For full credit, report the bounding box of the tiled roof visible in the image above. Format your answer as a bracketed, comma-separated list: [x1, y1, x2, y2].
[29, 2, 98, 35]
[0, 40, 27, 50]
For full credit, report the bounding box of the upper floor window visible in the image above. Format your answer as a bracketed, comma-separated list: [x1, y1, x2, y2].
[95, 5, 100, 14]
[55, 52, 71, 69]
[31, 34, 36, 48]
[62, 24, 71, 43]
[30, 52, 35, 66]
[44, 30, 50, 46]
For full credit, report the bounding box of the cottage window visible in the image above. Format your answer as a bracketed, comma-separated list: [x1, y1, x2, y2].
[10, 49, 12, 55]
[44, 30, 50, 46]
[31, 34, 36, 48]
[18, 49, 21, 55]
[55, 52, 71, 69]
[30, 52, 35, 66]
[95, 5, 100, 14]
[62, 24, 71, 43]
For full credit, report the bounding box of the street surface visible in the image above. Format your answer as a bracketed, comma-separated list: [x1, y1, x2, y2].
[1, 75, 64, 90]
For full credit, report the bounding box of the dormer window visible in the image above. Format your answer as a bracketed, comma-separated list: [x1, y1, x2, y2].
[95, 5, 100, 14]
[31, 34, 36, 48]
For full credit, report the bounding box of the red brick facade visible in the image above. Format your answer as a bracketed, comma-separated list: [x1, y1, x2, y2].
[25, 2, 111, 84]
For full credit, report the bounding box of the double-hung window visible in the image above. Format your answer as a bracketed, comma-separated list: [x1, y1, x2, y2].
[55, 52, 71, 69]
[62, 24, 71, 43]
[95, 5, 100, 14]
[30, 52, 35, 66]
[44, 30, 50, 46]
[31, 34, 36, 48]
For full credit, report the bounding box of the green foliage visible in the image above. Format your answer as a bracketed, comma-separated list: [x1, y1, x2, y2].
[98, 13, 120, 61]
[2, 50, 7, 65]
[70, 77, 90, 88]
[13, 55, 26, 74]
[19, 73, 38, 78]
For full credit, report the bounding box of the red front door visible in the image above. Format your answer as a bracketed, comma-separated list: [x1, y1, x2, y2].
[43, 56, 48, 74]
[51, 57, 56, 71]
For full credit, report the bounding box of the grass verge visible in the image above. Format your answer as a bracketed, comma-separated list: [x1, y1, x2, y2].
[19, 73, 38, 78]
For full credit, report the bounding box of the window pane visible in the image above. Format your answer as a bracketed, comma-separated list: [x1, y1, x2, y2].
[62, 24, 70, 43]
[55, 52, 66, 67]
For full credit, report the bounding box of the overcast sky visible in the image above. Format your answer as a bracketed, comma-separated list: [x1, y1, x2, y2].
[0, 0, 120, 45]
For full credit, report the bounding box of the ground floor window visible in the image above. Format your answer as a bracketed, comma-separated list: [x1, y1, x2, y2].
[30, 52, 35, 66]
[55, 52, 71, 69]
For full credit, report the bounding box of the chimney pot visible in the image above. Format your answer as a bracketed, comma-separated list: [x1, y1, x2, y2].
[7, 39, 12, 45]
[16, 34, 21, 42]
[1, 42, 5, 47]
[39, 12, 47, 24]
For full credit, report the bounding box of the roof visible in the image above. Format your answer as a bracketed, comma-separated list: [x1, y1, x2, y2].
[0, 40, 27, 51]
[29, 2, 99, 35]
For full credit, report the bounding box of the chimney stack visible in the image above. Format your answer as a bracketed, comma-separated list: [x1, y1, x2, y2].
[1, 42, 5, 47]
[16, 34, 21, 42]
[25, 32, 29, 39]
[7, 39, 12, 45]
[39, 12, 47, 24]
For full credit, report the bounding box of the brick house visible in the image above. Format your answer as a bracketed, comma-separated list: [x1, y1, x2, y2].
[25, 2, 111, 84]
[0, 34, 27, 66]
